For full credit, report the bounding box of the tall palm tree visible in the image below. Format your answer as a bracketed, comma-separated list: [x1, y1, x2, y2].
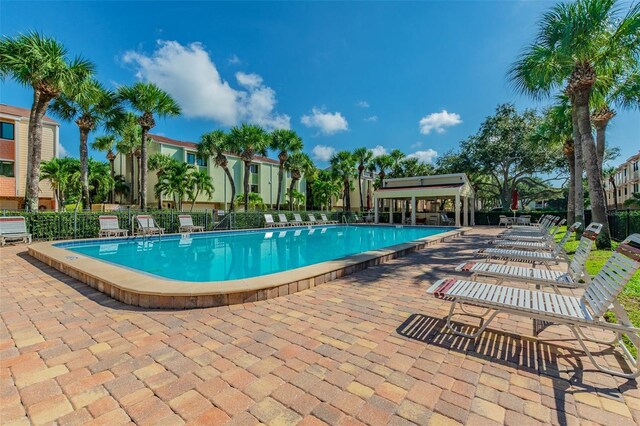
[0, 32, 94, 210]
[188, 169, 215, 212]
[368, 154, 393, 188]
[118, 82, 181, 210]
[39, 157, 74, 210]
[50, 79, 122, 208]
[284, 151, 313, 210]
[508, 0, 639, 248]
[227, 124, 268, 211]
[603, 166, 619, 210]
[270, 129, 303, 210]
[148, 153, 177, 209]
[330, 151, 357, 211]
[91, 135, 117, 203]
[114, 112, 142, 204]
[353, 147, 373, 212]
[389, 149, 406, 176]
[199, 130, 237, 211]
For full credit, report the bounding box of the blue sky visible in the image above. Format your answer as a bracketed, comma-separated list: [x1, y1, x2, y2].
[1, 1, 638, 167]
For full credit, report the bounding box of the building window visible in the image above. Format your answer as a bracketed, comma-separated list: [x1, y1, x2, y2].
[618, 190, 621, 197]
[625, 187, 628, 195]
[634, 161, 639, 172]
[0, 122, 14, 140]
[0, 161, 14, 177]
[250, 184, 259, 193]
[634, 183, 639, 193]
[249, 164, 259, 174]
[186, 152, 207, 167]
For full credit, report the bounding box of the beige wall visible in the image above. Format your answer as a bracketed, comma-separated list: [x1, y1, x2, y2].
[605, 151, 640, 209]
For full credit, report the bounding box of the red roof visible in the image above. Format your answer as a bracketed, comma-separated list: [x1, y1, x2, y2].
[149, 133, 280, 165]
[0, 104, 59, 124]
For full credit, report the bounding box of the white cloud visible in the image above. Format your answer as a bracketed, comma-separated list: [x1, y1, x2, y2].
[57, 142, 68, 157]
[301, 108, 348, 135]
[122, 40, 290, 130]
[407, 149, 438, 164]
[410, 141, 423, 149]
[228, 54, 241, 65]
[357, 100, 370, 108]
[369, 145, 388, 157]
[419, 110, 462, 135]
[364, 115, 378, 122]
[311, 145, 336, 162]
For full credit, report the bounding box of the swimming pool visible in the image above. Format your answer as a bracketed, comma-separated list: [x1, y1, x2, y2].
[56, 225, 453, 282]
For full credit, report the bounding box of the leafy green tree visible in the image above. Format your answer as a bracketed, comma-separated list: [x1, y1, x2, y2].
[285, 152, 314, 210]
[155, 161, 193, 211]
[39, 157, 74, 210]
[368, 154, 393, 188]
[113, 112, 143, 204]
[228, 124, 269, 211]
[0, 32, 94, 210]
[353, 147, 373, 212]
[118, 82, 181, 209]
[148, 153, 177, 209]
[87, 159, 115, 203]
[389, 149, 406, 176]
[188, 169, 215, 212]
[113, 174, 129, 202]
[286, 189, 306, 211]
[91, 135, 118, 203]
[199, 130, 236, 211]
[235, 193, 265, 211]
[623, 193, 640, 208]
[270, 129, 303, 210]
[312, 170, 342, 210]
[50, 79, 122, 208]
[388, 157, 435, 178]
[330, 151, 357, 211]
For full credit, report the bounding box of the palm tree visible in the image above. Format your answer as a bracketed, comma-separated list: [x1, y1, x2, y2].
[113, 174, 129, 203]
[270, 129, 303, 210]
[50, 79, 122, 208]
[227, 124, 268, 211]
[39, 157, 74, 210]
[330, 151, 357, 211]
[148, 153, 177, 209]
[118, 82, 181, 210]
[312, 170, 342, 210]
[368, 154, 393, 188]
[87, 159, 115, 203]
[199, 130, 237, 211]
[114, 112, 142, 205]
[0, 32, 94, 210]
[188, 169, 215, 212]
[91, 135, 117, 203]
[353, 147, 373, 212]
[285, 151, 313, 210]
[155, 162, 193, 211]
[389, 149, 406, 176]
[603, 166, 619, 210]
[234, 192, 266, 211]
[508, 0, 639, 248]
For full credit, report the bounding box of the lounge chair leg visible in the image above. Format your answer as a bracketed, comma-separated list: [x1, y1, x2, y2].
[445, 300, 500, 339]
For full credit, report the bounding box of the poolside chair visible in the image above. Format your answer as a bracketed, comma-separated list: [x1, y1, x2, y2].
[278, 214, 295, 227]
[178, 215, 204, 233]
[427, 233, 640, 378]
[264, 214, 284, 228]
[440, 213, 455, 226]
[135, 215, 165, 236]
[456, 223, 602, 292]
[497, 218, 566, 242]
[0, 216, 32, 246]
[506, 215, 556, 233]
[98, 215, 129, 238]
[474, 224, 576, 267]
[498, 215, 511, 227]
[320, 214, 338, 224]
[490, 222, 580, 251]
[293, 213, 311, 225]
[307, 214, 319, 225]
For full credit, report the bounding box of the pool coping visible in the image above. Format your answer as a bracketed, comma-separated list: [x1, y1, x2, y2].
[28, 224, 470, 309]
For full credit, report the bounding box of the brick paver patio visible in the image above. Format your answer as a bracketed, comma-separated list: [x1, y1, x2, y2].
[1, 228, 638, 425]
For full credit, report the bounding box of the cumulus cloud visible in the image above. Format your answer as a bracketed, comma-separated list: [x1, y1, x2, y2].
[312, 145, 336, 162]
[364, 115, 378, 122]
[122, 40, 290, 130]
[228, 54, 241, 65]
[410, 141, 423, 149]
[357, 100, 370, 108]
[369, 145, 388, 157]
[57, 142, 68, 157]
[419, 110, 462, 135]
[407, 149, 438, 164]
[301, 108, 348, 135]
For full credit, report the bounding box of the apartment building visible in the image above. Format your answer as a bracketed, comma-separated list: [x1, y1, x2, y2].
[0, 104, 59, 210]
[605, 150, 640, 210]
[113, 134, 306, 210]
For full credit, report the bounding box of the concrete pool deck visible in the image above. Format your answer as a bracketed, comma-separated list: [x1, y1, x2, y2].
[27, 225, 469, 309]
[1, 227, 639, 425]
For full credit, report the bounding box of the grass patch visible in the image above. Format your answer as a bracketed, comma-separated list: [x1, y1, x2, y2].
[556, 227, 639, 357]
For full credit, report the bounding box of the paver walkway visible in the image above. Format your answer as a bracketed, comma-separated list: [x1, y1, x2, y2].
[1, 228, 638, 425]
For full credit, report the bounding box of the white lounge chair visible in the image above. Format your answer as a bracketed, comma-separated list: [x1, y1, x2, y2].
[456, 223, 603, 292]
[0, 216, 32, 246]
[490, 222, 580, 251]
[264, 214, 284, 228]
[498, 215, 512, 227]
[440, 213, 455, 226]
[427, 233, 640, 378]
[474, 225, 576, 267]
[307, 214, 319, 225]
[320, 214, 337, 224]
[178, 215, 204, 233]
[98, 215, 129, 238]
[278, 213, 295, 227]
[292, 213, 309, 226]
[135, 215, 165, 236]
[505, 216, 558, 234]
[497, 218, 566, 242]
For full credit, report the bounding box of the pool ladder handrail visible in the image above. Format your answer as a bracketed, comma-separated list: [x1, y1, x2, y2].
[342, 215, 348, 226]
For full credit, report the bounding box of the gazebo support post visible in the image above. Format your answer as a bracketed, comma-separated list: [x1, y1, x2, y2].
[455, 193, 461, 227]
[411, 196, 416, 226]
[463, 196, 469, 227]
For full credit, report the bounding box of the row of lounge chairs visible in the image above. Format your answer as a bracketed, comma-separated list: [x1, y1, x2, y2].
[99, 214, 205, 237]
[264, 213, 338, 228]
[427, 215, 640, 378]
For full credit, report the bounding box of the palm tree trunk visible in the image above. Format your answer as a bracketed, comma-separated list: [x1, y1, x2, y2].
[276, 164, 284, 210]
[344, 180, 351, 211]
[156, 172, 163, 210]
[566, 143, 576, 226]
[574, 89, 611, 249]
[595, 121, 607, 173]
[571, 105, 585, 236]
[243, 162, 251, 211]
[358, 169, 363, 212]
[79, 127, 90, 210]
[140, 130, 148, 210]
[190, 190, 199, 212]
[109, 159, 115, 204]
[223, 166, 236, 212]
[289, 179, 296, 210]
[129, 154, 135, 205]
[611, 181, 618, 210]
[25, 92, 51, 211]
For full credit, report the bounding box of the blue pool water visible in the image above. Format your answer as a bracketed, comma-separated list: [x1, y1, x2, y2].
[56, 225, 452, 282]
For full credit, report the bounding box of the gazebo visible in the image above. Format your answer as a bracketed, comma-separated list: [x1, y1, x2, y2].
[373, 173, 475, 226]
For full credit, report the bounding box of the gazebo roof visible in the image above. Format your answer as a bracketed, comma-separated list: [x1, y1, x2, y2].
[374, 173, 474, 199]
